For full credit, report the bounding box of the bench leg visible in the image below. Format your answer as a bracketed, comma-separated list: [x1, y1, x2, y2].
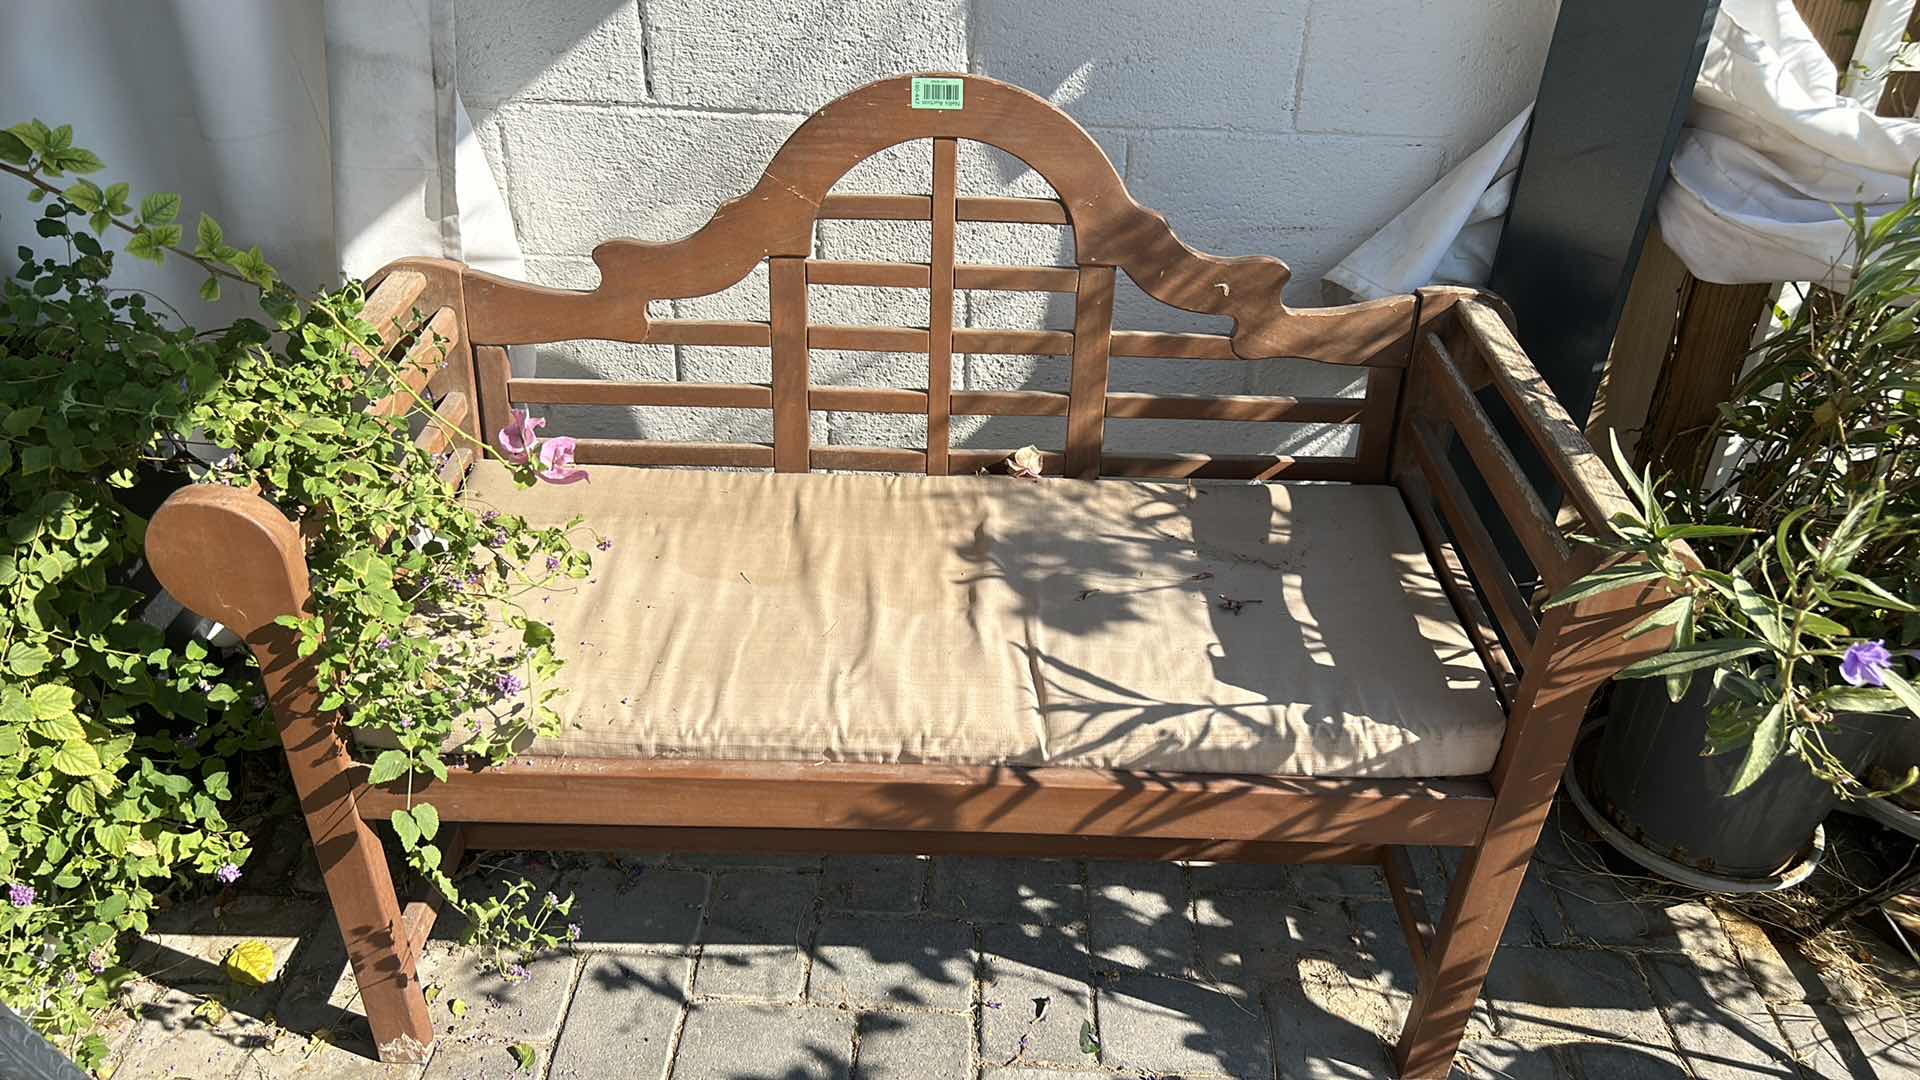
[1392, 812, 1548, 1078]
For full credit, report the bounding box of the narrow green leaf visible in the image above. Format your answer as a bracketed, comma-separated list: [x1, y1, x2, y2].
[1818, 687, 1903, 713]
[1619, 640, 1771, 679]
[1623, 595, 1692, 640]
[1727, 697, 1789, 796]
[1882, 669, 1920, 719]
[1544, 566, 1668, 609]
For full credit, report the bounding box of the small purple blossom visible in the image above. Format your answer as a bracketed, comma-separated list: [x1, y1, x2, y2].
[482, 509, 501, 525]
[566, 923, 582, 941]
[87, 945, 111, 974]
[464, 570, 485, 590]
[488, 528, 509, 548]
[505, 962, 530, 983]
[7, 884, 33, 908]
[545, 555, 562, 571]
[376, 636, 394, 651]
[596, 537, 613, 552]
[1842, 640, 1895, 688]
[496, 672, 527, 697]
[215, 863, 242, 885]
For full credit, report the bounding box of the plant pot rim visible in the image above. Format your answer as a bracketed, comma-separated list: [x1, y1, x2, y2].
[1566, 720, 1825, 893]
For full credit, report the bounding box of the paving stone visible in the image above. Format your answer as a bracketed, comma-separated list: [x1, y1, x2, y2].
[265, 918, 416, 1076]
[1192, 892, 1347, 993]
[1088, 860, 1191, 976]
[1482, 948, 1671, 1048]
[559, 861, 708, 952]
[852, 1011, 970, 1079]
[979, 924, 1095, 1068]
[1290, 860, 1391, 899]
[238, 1034, 427, 1080]
[693, 869, 818, 1000]
[1343, 902, 1494, 1040]
[1185, 859, 1298, 895]
[107, 983, 272, 1080]
[1777, 1003, 1920, 1079]
[420, 1039, 545, 1079]
[929, 857, 1083, 925]
[1717, 906, 1821, 1004]
[1639, 953, 1797, 1079]
[1556, 1040, 1692, 1079]
[672, 1003, 853, 1079]
[548, 954, 689, 1079]
[1549, 870, 1729, 957]
[417, 943, 576, 1044]
[1097, 973, 1272, 1077]
[1264, 961, 1396, 1079]
[976, 1070, 1102, 1080]
[810, 915, 973, 1009]
[670, 851, 825, 871]
[1453, 1039, 1569, 1079]
[822, 855, 923, 913]
[129, 894, 324, 1016]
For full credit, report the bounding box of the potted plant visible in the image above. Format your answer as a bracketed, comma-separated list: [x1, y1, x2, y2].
[1555, 193, 1920, 881]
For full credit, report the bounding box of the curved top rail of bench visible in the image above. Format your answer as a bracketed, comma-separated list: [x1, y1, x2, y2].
[451, 72, 1421, 363]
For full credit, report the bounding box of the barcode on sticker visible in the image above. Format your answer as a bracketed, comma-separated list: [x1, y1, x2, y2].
[911, 77, 964, 110]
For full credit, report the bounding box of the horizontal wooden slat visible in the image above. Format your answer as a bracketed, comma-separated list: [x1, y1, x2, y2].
[950, 447, 1069, 475]
[355, 270, 429, 363]
[412, 391, 468, 457]
[1103, 392, 1365, 423]
[950, 391, 1070, 417]
[571, 439, 774, 468]
[806, 260, 929, 288]
[509, 379, 772, 408]
[356, 757, 1495, 847]
[952, 327, 1074, 355]
[1424, 332, 1572, 586]
[644, 319, 771, 347]
[370, 307, 461, 418]
[1110, 331, 1239, 360]
[809, 386, 927, 413]
[1101, 452, 1371, 482]
[816, 193, 1071, 225]
[456, 823, 1399, 862]
[809, 324, 931, 352]
[1408, 422, 1539, 653]
[956, 264, 1079, 292]
[803, 260, 1080, 293]
[810, 445, 926, 471]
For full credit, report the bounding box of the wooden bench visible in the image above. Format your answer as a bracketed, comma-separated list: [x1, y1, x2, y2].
[144, 74, 1671, 1077]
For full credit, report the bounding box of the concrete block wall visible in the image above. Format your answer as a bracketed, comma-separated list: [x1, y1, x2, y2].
[458, 0, 1556, 453]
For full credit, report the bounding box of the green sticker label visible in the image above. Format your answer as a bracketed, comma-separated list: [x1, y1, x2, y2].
[911, 77, 964, 110]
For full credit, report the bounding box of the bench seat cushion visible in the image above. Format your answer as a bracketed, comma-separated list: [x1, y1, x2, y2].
[452, 463, 1506, 778]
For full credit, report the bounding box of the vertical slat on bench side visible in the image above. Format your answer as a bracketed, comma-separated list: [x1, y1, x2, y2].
[927, 137, 958, 476]
[770, 256, 811, 473]
[474, 345, 512, 445]
[1066, 265, 1116, 479]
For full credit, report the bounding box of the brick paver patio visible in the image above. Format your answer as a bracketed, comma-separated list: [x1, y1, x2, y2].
[101, 805, 1919, 1079]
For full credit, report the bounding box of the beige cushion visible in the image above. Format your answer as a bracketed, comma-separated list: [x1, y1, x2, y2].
[451, 463, 1505, 778]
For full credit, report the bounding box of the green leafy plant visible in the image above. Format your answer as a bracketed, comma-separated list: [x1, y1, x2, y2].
[1, 120, 592, 1064]
[1556, 187, 1920, 797]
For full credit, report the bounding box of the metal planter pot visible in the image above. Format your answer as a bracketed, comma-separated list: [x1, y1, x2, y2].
[1596, 676, 1894, 880]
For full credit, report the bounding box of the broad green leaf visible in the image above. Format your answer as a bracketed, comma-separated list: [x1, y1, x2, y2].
[1727, 697, 1789, 796]
[7, 643, 52, 676]
[0, 129, 29, 165]
[411, 802, 440, 842]
[1619, 640, 1771, 679]
[125, 228, 165, 264]
[51, 740, 103, 777]
[62, 179, 103, 212]
[32, 714, 85, 742]
[30, 682, 76, 720]
[199, 276, 221, 303]
[139, 191, 181, 226]
[510, 1044, 537, 1073]
[195, 213, 224, 257]
[366, 749, 410, 785]
[389, 808, 420, 849]
[0, 688, 31, 724]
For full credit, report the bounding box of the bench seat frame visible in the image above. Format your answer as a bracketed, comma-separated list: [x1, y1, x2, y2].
[144, 75, 1671, 1077]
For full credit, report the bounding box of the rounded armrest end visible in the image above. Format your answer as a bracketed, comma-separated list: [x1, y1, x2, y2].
[146, 484, 310, 638]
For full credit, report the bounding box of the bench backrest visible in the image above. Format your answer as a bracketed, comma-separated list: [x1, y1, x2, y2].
[382, 74, 1473, 484]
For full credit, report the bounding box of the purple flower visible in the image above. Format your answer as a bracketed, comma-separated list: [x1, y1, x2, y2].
[87, 945, 111, 974]
[215, 863, 242, 885]
[505, 962, 530, 983]
[7, 884, 33, 908]
[482, 509, 501, 525]
[496, 408, 545, 464]
[1841, 640, 1895, 688]
[495, 672, 527, 697]
[536, 436, 588, 485]
[375, 636, 394, 651]
[545, 555, 562, 571]
[566, 922, 582, 941]
[488, 528, 509, 548]
[596, 537, 613, 552]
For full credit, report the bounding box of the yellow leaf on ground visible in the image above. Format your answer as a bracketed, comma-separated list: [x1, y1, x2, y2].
[223, 940, 277, 987]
